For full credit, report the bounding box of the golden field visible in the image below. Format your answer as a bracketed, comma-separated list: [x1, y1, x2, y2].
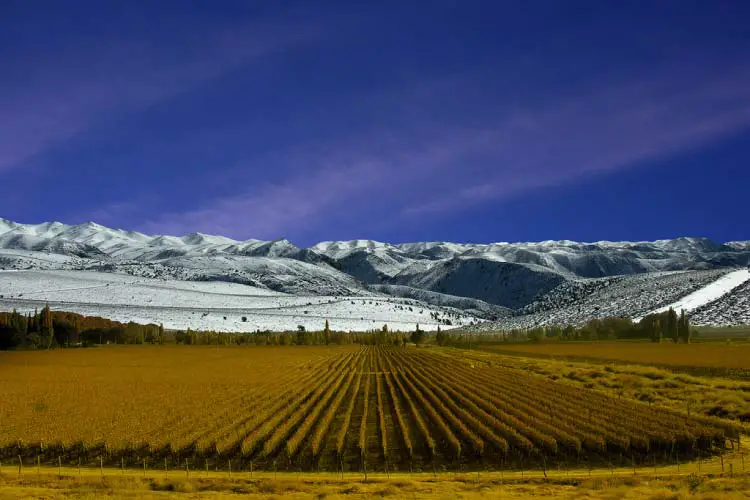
[482, 341, 750, 374]
[0, 345, 741, 475]
[1, 464, 750, 499]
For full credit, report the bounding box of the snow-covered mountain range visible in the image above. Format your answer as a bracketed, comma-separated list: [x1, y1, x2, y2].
[1, 218, 749, 330]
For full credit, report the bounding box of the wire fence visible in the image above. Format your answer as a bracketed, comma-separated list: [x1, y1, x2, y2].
[1, 450, 746, 482]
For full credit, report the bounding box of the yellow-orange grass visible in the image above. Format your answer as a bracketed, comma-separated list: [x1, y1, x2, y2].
[0, 345, 356, 451]
[485, 341, 750, 370]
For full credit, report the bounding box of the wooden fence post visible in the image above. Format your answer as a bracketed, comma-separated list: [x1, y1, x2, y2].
[18, 455, 22, 479]
[100, 456, 103, 477]
[165, 457, 168, 478]
[228, 459, 231, 478]
[185, 458, 189, 478]
[37, 455, 40, 475]
[143, 458, 146, 477]
[58, 456, 62, 478]
[78, 457, 81, 477]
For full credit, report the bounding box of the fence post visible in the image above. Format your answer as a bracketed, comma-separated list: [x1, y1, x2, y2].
[78, 457, 81, 477]
[58, 456, 62, 478]
[250, 460, 253, 478]
[165, 457, 168, 478]
[143, 458, 146, 477]
[18, 455, 22, 479]
[121, 457, 124, 475]
[100, 456, 103, 477]
[37, 455, 40, 476]
[228, 459, 231, 478]
[205, 459, 208, 476]
[185, 458, 189, 478]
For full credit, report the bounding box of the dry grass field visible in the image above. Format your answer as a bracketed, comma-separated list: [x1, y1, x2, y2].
[1, 477, 750, 500]
[482, 341, 750, 378]
[451, 348, 750, 429]
[2, 461, 750, 499]
[0, 345, 741, 476]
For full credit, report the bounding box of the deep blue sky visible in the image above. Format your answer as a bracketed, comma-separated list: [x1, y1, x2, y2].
[1, 1, 749, 246]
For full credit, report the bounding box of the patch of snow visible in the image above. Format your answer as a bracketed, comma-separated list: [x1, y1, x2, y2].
[637, 269, 750, 319]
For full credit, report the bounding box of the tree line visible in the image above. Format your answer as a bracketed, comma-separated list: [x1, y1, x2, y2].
[0, 306, 166, 349]
[0, 308, 429, 349]
[439, 307, 693, 346]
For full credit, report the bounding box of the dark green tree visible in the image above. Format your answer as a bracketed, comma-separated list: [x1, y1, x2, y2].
[40, 304, 54, 349]
[678, 309, 691, 344]
[666, 307, 678, 343]
[410, 324, 425, 345]
[324, 319, 331, 345]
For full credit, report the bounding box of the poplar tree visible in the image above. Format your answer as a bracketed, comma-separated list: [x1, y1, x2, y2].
[678, 309, 691, 344]
[40, 304, 54, 349]
[324, 320, 331, 345]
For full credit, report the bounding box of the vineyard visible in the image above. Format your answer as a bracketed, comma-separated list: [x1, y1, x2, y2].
[0, 346, 741, 472]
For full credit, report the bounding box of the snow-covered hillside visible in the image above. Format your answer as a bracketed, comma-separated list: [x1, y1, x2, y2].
[464, 269, 733, 331]
[638, 269, 750, 320]
[0, 218, 749, 329]
[0, 270, 478, 332]
[689, 275, 750, 326]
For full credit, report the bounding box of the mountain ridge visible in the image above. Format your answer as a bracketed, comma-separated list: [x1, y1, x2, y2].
[2, 217, 746, 250]
[1, 218, 749, 321]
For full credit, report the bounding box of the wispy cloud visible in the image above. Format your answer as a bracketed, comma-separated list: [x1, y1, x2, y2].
[404, 66, 750, 215]
[125, 62, 750, 240]
[0, 20, 317, 174]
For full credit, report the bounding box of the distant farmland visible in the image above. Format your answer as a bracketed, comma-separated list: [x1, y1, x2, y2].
[482, 341, 750, 377]
[0, 345, 739, 472]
